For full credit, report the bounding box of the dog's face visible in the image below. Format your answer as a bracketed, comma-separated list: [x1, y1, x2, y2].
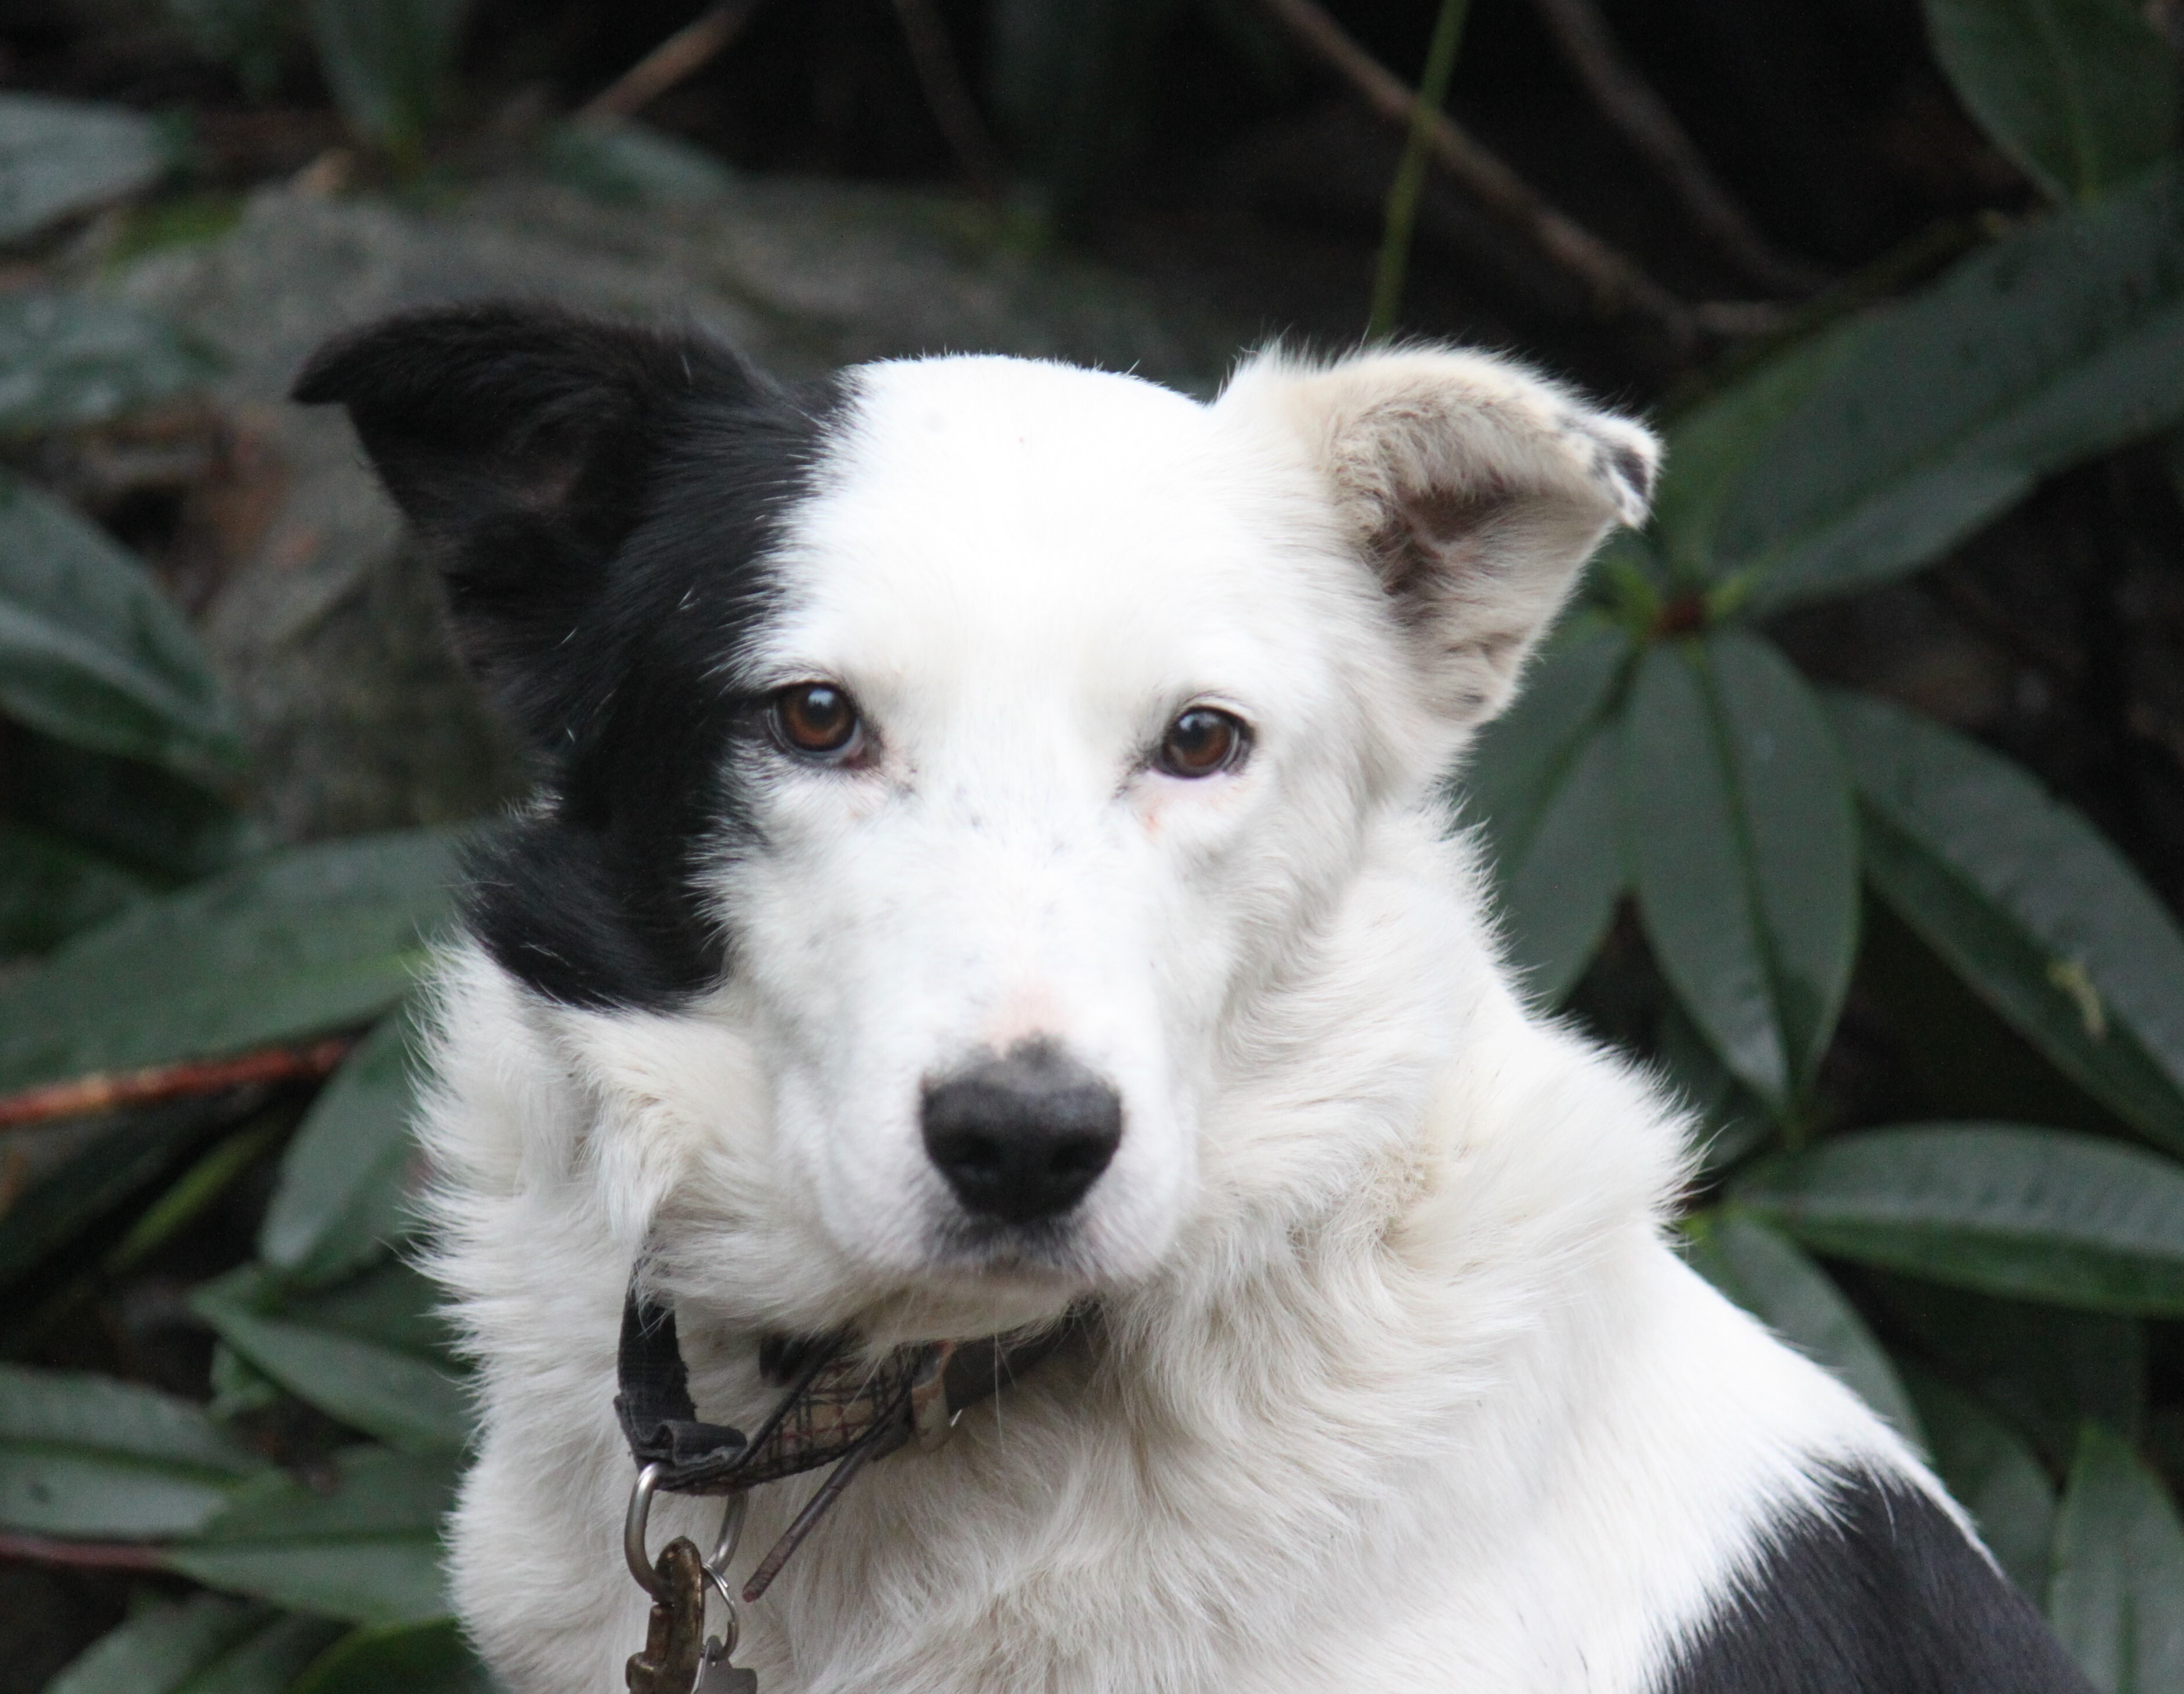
[724, 357, 1407, 1292]
[298, 308, 1654, 1326]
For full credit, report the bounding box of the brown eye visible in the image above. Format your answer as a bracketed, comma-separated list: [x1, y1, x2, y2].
[772, 683, 862, 758]
[1157, 707, 1248, 779]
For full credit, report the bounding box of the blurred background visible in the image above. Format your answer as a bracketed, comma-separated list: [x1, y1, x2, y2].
[1, 2, 2183, 1690]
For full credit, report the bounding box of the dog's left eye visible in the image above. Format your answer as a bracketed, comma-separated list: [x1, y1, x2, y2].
[772, 683, 864, 760]
[1157, 707, 1249, 779]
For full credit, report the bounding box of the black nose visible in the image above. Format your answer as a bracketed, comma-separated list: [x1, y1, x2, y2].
[920, 1043, 1123, 1225]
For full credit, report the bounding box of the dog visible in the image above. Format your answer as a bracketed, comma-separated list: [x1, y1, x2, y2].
[296, 303, 2091, 1694]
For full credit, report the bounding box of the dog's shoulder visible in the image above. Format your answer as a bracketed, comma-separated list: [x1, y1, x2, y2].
[1660, 1464, 2092, 1694]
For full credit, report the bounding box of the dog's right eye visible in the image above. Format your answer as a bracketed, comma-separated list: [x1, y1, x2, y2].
[771, 683, 864, 760]
[1156, 706, 1249, 779]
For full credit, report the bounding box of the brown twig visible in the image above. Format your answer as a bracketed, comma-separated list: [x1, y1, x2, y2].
[577, 1, 766, 125]
[1524, 0, 1827, 296]
[0, 1037, 355, 1131]
[1689, 299, 1792, 338]
[890, 0, 1006, 193]
[1254, 0, 1695, 350]
[0, 1532, 169, 1572]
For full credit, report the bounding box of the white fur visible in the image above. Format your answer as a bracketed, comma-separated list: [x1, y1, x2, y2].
[418, 346, 1947, 1693]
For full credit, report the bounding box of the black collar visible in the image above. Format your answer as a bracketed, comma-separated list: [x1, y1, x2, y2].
[614, 1279, 1079, 1599]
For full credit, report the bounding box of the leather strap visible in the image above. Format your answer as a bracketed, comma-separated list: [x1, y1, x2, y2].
[615, 1294, 757, 1493]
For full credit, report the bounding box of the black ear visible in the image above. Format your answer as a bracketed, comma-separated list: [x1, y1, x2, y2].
[292, 301, 771, 742]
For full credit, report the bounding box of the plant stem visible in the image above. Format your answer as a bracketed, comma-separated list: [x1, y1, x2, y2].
[104, 1116, 289, 1276]
[1367, 0, 1472, 342]
[890, 0, 1006, 193]
[576, 1, 764, 124]
[1259, 0, 1693, 348]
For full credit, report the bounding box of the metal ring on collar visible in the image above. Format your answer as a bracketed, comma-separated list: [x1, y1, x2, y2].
[700, 1562, 742, 1661]
[624, 1461, 669, 1598]
[626, 1466, 751, 1602]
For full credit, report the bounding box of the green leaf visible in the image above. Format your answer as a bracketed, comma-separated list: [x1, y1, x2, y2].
[1686, 1211, 1925, 1448]
[1735, 1122, 2184, 1315]
[291, 1619, 496, 1694]
[1626, 643, 1779, 1101]
[1623, 633, 1857, 1110]
[0, 1366, 265, 1475]
[0, 1363, 262, 1538]
[1656, 999, 1773, 1175]
[1858, 893, 2138, 1142]
[1862, 808, 2184, 1153]
[1873, 1274, 2143, 1464]
[1714, 164, 2184, 614]
[0, 829, 458, 1093]
[169, 1446, 458, 1626]
[1705, 634, 1860, 1082]
[277, 1260, 456, 1361]
[0, 295, 214, 436]
[1464, 627, 1634, 1002]
[206, 1341, 282, 1424]
[261, 1009, 422, 1286]
[1902, 1365, 2056, 1596]
[174, 1614, 349, 1694]
[164, 0, 296, 106]
[0, 822, 146, 956]
[1464, 625, 1632, 823]
[304, 0, 470, 161]
[1834, 691, 2184, 1152]
[2047, 1424, 2184, 1691]
[193, 1267, 470, 1453]
[45, 1595, 269, 1694]
[1497, 723, 1623, 1005]
[0, 94, 163, 244]
[0, 470, 241, 779]
[1652, 321, 1864, 582]
[8, 728, 246, 883]
[1921, 0, 2178, 205]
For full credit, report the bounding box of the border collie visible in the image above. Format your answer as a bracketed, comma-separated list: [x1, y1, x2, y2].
[296, 303, 2090, 1694]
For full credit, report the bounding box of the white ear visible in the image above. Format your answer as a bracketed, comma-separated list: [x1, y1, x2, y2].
[1218, 345, 1658, 726]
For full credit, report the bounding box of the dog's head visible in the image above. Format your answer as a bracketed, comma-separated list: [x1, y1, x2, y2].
[298, 305, 1655, 1334]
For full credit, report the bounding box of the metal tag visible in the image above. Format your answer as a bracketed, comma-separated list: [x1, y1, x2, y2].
[695, 1655, 759, 1694]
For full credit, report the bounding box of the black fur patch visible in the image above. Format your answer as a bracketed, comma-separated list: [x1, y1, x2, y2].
[295, 302, 840, 1009]
[1661, 1466, 2093, 1694]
